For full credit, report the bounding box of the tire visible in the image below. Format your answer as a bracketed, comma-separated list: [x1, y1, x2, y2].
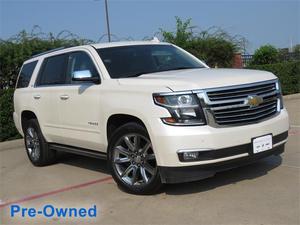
[108, 122, 162, 194]
[23, 119, 56, 166]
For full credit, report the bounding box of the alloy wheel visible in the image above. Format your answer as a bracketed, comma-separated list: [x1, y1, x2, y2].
[112, 134, 157, 186]
[25, 127, 41, 161]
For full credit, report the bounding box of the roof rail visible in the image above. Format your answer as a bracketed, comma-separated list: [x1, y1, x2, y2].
[30, 47, 67, 59]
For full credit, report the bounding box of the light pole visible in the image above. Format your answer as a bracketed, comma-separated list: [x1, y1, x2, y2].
[104, 0, 111, 42]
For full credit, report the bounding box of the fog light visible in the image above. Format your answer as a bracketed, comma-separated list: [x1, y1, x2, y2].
[183, 152, 199, 161]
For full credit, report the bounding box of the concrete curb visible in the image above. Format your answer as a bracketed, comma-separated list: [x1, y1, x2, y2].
[0, 139, 23, 151]
[283, 93, 300, 100]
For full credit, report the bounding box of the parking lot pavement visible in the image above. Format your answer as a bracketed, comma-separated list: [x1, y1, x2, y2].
[0, 98, 299, 225]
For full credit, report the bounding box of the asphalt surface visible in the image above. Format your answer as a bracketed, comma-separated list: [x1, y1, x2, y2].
[0, 96, 299, 225]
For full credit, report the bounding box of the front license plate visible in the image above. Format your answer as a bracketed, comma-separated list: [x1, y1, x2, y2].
[253, 135, 273, 154]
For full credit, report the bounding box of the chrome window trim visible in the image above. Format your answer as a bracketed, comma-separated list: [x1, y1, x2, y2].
[34, 50, 102, 88]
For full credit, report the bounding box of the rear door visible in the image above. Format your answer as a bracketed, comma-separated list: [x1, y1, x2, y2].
[14, 60, 38, 134]
[32, 53, 68, 142]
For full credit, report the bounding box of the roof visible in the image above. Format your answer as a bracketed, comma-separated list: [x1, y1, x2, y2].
[24, 40, 171, 63]
[91, 40, 171, 49]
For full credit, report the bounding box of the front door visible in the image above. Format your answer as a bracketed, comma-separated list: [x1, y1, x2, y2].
[55, 50, 104, 151]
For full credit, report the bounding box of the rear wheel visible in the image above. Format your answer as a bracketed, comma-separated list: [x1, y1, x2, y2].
[108, 122, 162, 194]
[24, 119, 56, 166]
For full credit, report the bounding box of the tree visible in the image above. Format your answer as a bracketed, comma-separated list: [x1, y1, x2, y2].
[0, 28, 92, 88]
[250, 45, 279, 65]
[160, 17, 194, 49]
[294, 44, 300, 54]
[160, 17, 242, 68]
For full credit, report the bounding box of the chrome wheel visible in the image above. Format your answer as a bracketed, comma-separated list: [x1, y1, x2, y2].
[112, 134, 157, 186]
[25, 127, 40, 161]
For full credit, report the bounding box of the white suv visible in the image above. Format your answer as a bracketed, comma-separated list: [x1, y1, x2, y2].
[13, 41, 289, 194]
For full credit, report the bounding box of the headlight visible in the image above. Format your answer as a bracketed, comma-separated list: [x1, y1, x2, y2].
[153, 93, 206, 126]
[275, 80, 284, 109]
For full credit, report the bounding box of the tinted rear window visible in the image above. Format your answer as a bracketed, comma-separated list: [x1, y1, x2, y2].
[37, 54, 67, 86]
[16, 61, 38, 88]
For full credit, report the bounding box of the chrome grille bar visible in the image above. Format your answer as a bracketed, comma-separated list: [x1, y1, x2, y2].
[215, 109, 277, 124]
[198, 80, 280, 126]
[207, 83, 275, 97]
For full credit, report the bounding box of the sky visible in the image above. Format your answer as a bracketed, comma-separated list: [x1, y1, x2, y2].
[0, 0, 299, 53]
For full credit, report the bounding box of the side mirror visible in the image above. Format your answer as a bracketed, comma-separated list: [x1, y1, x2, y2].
[72, 70, 100, 84]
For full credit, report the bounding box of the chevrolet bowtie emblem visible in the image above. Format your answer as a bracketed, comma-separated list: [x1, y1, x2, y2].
[245, 95, 263, 108]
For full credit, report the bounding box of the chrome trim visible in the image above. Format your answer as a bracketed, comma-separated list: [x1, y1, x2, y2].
[196, 80, 280, 127]
[182, 153, 249, 165]
[207, 85, 275, 97]
[152, 79, 281, 127]
[177, 148, 213, 153]
[213, 109, 277, 124]
[212, 99, 277, 111]
[152, 90, 193, 96]
[214, 107, 277, 119]
[193, 79, 278, 93]
[201, 90, 278, 105]
[272, 139, 288, 148]
[161, 118, 206, 126]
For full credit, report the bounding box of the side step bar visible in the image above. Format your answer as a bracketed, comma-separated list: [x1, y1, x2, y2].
[49, 143, 107, 160]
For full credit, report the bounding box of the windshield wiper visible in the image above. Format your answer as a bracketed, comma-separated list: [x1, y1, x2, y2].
[125, 71, 154, 78]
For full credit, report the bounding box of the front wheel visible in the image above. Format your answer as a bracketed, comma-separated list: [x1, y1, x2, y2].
[108, 123, 162, 194]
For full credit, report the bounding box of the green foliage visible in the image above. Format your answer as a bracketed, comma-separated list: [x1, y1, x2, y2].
[160, 17, 243, 68]
[186, 38, 236, 68]
[0, 28, 93, 141]
[160, 17, 194, 48]
[0, 28, 92, 88]
[293, 45, 300, 55]
[0, 88, 21, 142]
[250, 45, 279, 65]
[247, 61, 300, 95]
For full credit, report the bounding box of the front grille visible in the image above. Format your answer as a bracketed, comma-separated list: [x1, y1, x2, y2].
[203, 80, 280, 126]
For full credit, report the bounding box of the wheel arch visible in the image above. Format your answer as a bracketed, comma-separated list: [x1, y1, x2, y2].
[21, 110, 38, 133]
[106, 113, 147, 142]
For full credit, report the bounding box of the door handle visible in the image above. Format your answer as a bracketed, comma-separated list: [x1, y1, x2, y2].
[33, 95, 41, 100]
[60, 95, 69, 100]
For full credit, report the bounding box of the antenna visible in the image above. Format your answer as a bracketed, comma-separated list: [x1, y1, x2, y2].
[151, 37, 160, 43]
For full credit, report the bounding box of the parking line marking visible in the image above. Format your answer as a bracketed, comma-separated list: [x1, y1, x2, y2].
[0, 176, 113, 209]
[289, 129, 300, 136]
[290, 125, 300, 128]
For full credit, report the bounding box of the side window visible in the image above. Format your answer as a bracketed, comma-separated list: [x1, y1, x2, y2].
[66, 51, 99, 83]
[37, 54, 67, 86]
[16, 61, 38, 88]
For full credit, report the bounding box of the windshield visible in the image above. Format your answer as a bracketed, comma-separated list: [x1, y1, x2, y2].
[96, 44, 205, 78]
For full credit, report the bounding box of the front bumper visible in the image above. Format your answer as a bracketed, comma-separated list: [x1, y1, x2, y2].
[159, 142, 285, 184]
[148, 108, 289, 167]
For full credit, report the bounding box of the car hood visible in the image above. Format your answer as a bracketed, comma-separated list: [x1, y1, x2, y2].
[117, 68, 277, 92]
